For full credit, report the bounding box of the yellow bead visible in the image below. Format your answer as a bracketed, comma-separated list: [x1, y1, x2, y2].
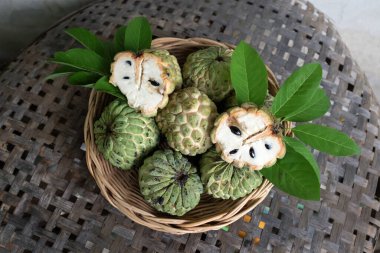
[243, 215, 252, 223]
[253, 237, 260, 245]
[258, 221, 266, 229]
[238, 230, 247, 238]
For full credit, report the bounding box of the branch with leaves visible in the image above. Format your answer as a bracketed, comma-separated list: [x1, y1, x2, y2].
[46, 17, 152, 99]
[230, 41, 360, 200]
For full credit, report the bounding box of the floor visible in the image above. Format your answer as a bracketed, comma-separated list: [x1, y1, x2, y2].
[309, 0, 380, 101]
[0, 0, 379, 102]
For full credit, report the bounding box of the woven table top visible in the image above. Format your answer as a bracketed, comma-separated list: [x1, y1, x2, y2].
[0, 0, 379, 252]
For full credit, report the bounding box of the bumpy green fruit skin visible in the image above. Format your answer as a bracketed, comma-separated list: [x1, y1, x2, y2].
[183, 47, 233, 102]
[139, 149, 203, 216]
[200, 148, 263, 200]
[146, 49, 182, 90]
[155, 87, 218, 156]
[94, 99, 160, 170]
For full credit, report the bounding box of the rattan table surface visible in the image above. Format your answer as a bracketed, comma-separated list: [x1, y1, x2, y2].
[0, 0, 379, 252]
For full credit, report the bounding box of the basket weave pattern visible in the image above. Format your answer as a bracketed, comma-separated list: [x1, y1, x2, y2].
[84, 37, 288, 234]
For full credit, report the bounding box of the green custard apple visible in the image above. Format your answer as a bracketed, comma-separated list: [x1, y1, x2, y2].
[94, 99, 160, 170]
[139, 149, 203, 216]
[155, 87, 218, 156]
[200, 148, 263, 200]
[183, 46, 233, 102]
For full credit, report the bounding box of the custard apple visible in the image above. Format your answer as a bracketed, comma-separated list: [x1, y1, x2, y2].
[211, 103, 285, 170]
[139, 149, 203, 216]
[155, 87, 218, 156]
[183, 46, 233, 102]
[109, 49, 182, 117]
[200, 148, 263, 200]
[94, 99, 160, 170]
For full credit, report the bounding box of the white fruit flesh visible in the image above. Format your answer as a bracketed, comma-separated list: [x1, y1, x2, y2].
[212, 104, 285, 170]
[240, 132, 285, 168]
[110, 52, 170, 116]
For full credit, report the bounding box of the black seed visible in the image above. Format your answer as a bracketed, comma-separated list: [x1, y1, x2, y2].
[229, 126, 241, 136]
[229, 149, 238, 155]
[265, 143, 271, 150]
[123, 76, 129, 79]
[249, 147, 255, 158]
[156, 197, 164, 205]
[149, 79, 160, 86]
[126, 60, 132, 65]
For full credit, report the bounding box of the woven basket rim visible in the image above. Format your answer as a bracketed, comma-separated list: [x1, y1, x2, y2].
[84, 37, 289, 234]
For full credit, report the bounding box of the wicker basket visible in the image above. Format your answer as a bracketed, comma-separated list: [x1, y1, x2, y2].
[84, 37, 287, 234]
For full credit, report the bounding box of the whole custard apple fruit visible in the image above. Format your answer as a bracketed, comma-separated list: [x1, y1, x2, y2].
[94, 99, 160, 170]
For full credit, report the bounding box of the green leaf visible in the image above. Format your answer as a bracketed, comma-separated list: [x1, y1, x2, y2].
[284, 88, 330, 122]
[103, 41, 116, 61]
[65, 28, 107, 58]
[52, 48, 109, 75]
[124, 17, 152, 52]
[230, 41, 268, 106]
[45, 65, 78, 80]
[283, 136, 320, 181]
[68, 72, 100, 87]
[114, 25, 127, 52]
[94, 76, 127, 100]
[261, 147, 320, 200]
[292, 124, 361, 156]
[271, 63, 322, 118]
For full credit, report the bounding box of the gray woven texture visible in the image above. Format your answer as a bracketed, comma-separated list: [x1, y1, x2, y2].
[0, 0, 379, 252]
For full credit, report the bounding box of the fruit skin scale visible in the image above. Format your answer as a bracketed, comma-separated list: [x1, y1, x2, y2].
[109, 49, 182, 117]
[211, 103, 285, 170]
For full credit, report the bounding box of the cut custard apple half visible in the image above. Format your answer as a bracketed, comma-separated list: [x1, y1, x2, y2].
[109, 50, 182, 117]
[211, 103, 285, 170]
